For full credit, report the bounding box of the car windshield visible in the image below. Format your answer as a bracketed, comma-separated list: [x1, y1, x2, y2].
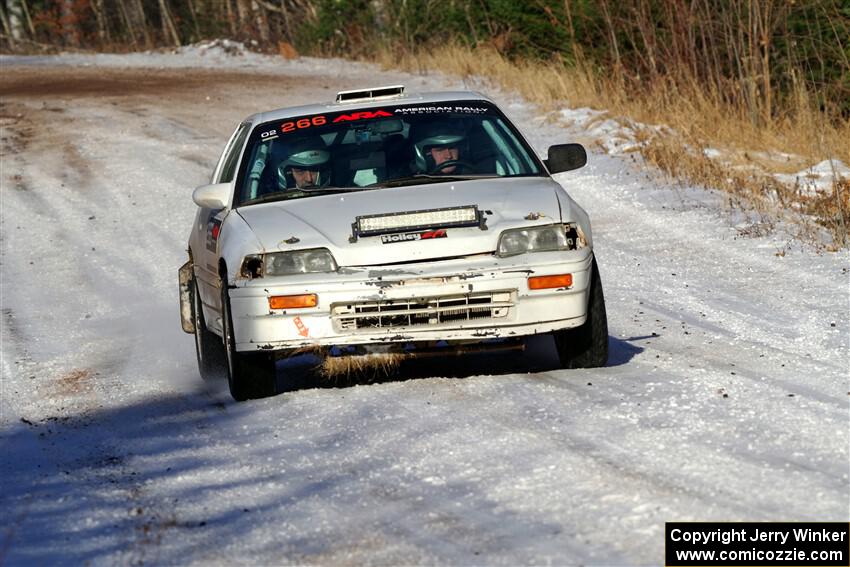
[234, 100, 543, 206]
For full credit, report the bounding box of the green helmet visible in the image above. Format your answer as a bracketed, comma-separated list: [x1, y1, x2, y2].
[413, 122, 466, 172]
[278, 136, 331, 188]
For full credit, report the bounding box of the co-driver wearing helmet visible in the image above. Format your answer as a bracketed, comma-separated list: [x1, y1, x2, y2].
[277, 135, 332, 190]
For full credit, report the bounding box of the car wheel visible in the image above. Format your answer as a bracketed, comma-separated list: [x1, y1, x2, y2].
[220, 272, 277, 401]
[192, 277, 226, 381]
[553, 256, 609, 368]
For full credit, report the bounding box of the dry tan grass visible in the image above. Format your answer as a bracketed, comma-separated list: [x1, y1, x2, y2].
[372, 44, 850, 247]
[319, 352, 409, 379]
[54, 368, 95, 396]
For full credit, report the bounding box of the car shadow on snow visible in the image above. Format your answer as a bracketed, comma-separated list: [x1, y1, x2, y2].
[1, 381, 578, 564]
[607, 335, 647, 366]
[272, 334, 644, 394]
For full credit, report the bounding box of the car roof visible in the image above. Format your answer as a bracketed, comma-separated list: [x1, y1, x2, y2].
[249, 89, 496, 126]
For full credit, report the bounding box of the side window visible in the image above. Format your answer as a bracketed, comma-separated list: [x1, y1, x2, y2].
[480, 118, 538, 175]
[211, 124, 241, 183]
[214, 122, 252, 184]
[481, 120, 520, 175]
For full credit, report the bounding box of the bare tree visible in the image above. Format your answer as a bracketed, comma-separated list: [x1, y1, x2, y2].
[60, 0, 81, 47]
[159, 0, 181, 46]
[6, 0, 25, 43]
[19, 0, 34, 37]
[0, 3, 13, 44]
[598, 0, 622, 77]
[253, 0, 294, 41]
[224, 0, 237, 35]
[251, 0, 269, 42]
[132, 0, 153, 48]
[91, 0, 111, 44]
[235, 0, 250, 34]
[186, 0, 202, 41]
[117, 0, 138, 48]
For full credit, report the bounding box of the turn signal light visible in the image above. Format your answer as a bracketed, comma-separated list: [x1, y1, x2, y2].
[269, 294, 318, 309]
[528, 274, 573, 290]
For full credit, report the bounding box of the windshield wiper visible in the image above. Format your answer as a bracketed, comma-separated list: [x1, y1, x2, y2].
[243, 186, 363, 205]
[298, 185, 367, 193]
[376, 174, 500, 188]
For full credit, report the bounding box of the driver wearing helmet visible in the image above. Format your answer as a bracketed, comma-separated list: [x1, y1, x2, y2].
[412, 122, 470, 174]
[278, 135, 332, 189]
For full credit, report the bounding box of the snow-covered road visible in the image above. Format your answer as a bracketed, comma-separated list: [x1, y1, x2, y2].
[1, 50, 847, 565]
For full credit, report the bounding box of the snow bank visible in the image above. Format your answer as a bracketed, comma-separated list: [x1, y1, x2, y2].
[0, 40, 365, 77]
[558, 107, 641, 154]
[556, 103, 847, 201]
[776, 159, 850, 196]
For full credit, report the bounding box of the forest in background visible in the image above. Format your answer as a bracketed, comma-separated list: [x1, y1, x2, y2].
[3, 1, 848, 120]
[2, 0, 848, 244]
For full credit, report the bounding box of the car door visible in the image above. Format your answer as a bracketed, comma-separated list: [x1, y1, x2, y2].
[193, 121, 252, 331]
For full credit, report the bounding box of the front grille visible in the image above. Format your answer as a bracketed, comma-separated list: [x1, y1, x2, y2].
[332, 291, 514, 331]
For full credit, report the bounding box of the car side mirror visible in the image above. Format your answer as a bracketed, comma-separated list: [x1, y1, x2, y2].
[546, 143, 587, 174]
[192, 182, 230, 209]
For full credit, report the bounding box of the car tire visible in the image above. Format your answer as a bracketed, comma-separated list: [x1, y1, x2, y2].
[220, 272, 277, 401]
[553, 256, 609, 368]
[192, 277, 226, 381]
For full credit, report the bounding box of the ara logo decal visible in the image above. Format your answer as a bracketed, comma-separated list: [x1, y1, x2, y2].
[381, 229, 447, 244]
[332, 110, 392, 123]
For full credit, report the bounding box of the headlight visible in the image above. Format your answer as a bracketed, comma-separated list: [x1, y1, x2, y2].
[265, 248, 338, 275]
[497, 224, 577, 257]
[240, 248, 338, 278]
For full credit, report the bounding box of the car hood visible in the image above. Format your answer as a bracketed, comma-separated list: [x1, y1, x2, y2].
[236, 177, 567, 267]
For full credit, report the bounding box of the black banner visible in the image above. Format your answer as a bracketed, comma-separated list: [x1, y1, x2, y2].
[666, 522, 849, 566]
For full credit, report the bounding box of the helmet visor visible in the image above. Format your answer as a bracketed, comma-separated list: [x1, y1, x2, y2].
[287, 149, 330, 168]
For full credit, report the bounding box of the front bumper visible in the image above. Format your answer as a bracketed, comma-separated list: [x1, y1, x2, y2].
[229, 250, 594, 352]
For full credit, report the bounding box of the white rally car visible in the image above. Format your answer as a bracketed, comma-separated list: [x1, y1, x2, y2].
[179, 86, 608, 400]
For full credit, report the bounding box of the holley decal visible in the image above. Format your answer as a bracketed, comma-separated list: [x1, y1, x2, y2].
[380, 229, 447, 244]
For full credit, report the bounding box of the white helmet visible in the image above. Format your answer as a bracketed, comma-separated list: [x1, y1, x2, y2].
[412, 122, 466, 172]
[278, 135, 331, 188]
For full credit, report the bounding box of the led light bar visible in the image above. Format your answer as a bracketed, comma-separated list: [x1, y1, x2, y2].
[351, 206, 485, 241]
